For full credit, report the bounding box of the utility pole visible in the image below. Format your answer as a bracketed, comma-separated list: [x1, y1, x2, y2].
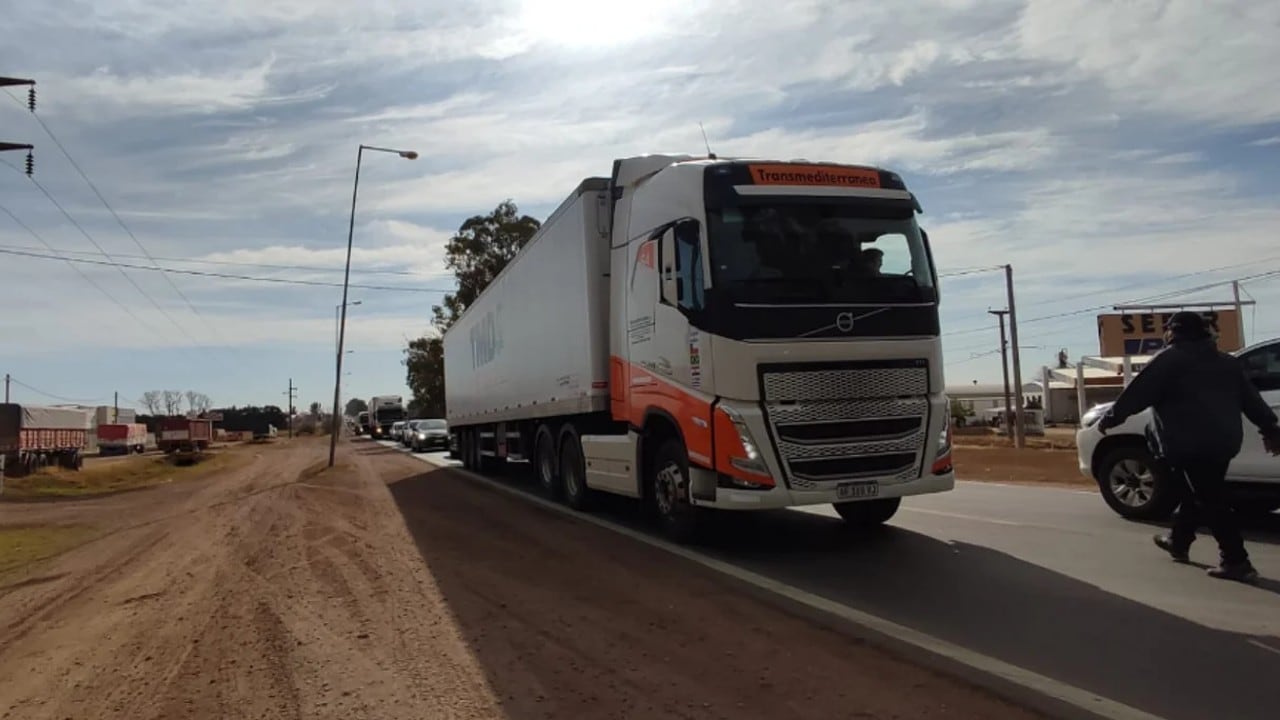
[3, 373, 9, 403]
[286, 378, 297, 439]
[1005, 265, 1026, 449]
[1232, 280, 1246, 346]
[113, 391, 119, 422]
[1, 77, 36, 177]
[989, 309, 1013, 438]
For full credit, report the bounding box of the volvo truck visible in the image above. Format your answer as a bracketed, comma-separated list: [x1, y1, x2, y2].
[443, 155, 954, 539]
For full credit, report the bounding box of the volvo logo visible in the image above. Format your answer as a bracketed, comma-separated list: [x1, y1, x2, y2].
[835, 312, 856, 333]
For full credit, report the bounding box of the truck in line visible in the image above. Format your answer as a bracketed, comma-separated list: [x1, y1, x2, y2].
[443, 155, 954, 539]
[1, 403, 88, 476]
[97, 423, 148, 456]
[368, 395, 405, 439]
[157, 417, 213, 458]
[356, 411, 371, 435]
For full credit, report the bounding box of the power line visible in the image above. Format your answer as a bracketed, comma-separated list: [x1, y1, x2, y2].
[5, 89, 239, 349]
[0, 242, 428, 278]
[0, 247, 452, 293]
[943, 267, 1280, 341]
[7, 376, 111, 404]
[0, 158, 207, 351]
[0, 202, 170, 341]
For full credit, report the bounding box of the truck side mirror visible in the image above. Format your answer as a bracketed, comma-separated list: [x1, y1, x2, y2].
[660, 228, 680, 306]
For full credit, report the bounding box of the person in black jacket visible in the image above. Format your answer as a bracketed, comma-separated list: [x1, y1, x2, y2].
[1098, 311, 1280, 583]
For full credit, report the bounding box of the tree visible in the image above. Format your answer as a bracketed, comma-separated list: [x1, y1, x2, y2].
[344, 397, 368, 417]
[404, 200, 540, 416]
[162, 390, 183, 416]
[430, 199, 540, 333]
[405, 336, 446, 418]
[309, 401, 322, 418]
[139, 391, 162, 415]
[186, 391, 212, 415]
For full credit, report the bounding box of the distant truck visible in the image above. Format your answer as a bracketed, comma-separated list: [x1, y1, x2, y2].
[97, 423, 148, 456]
[444, 155, 954, 540]
[156, 417, 213, 456]
[357, 411, 371, 436]
[368, 396, 405, 439]
[0, 403, 88, 476]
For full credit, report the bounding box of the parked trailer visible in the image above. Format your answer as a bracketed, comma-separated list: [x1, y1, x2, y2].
[156, 417, 213, 456]
[444, 155, 954, 541]
[97, 423, 148, 456]
[0, 403, 89, 476]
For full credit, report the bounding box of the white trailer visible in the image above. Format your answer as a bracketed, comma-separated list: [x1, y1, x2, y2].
[445, 156, 954, 540]
[445, 179, 611, 428]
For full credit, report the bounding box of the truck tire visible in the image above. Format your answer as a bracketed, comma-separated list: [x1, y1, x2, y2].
[1097, 444, 1179, 521]
[649, 438, 700, 543]
[72, 451, 83, 471]
[834, 498, 901, 528]
[534, 425, 561, 499]
[462, 431, 477, 471]
[559, 428, 593, 511]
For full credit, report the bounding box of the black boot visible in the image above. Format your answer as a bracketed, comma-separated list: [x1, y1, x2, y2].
[1207, 561, 1259, 584]
[1153, 534, 1189, 563]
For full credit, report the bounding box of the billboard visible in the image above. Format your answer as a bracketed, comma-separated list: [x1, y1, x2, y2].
[1097, 310, 1242, 356]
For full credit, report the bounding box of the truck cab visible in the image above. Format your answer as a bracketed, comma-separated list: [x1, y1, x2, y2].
[597, 156, 953, 534]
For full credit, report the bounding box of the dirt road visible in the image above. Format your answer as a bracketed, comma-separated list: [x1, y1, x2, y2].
[0, 438, 1042, 719]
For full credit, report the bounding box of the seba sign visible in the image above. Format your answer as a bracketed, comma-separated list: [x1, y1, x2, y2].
[1096, 310, 1242, 356]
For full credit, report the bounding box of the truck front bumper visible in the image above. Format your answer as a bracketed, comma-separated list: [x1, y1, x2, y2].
[693, 470, 956, 511]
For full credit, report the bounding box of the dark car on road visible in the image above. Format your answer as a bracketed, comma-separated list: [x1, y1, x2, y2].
[408, 418, 450, 452]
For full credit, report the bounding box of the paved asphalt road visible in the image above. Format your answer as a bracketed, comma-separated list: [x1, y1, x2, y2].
[384, 441, 1280, 720]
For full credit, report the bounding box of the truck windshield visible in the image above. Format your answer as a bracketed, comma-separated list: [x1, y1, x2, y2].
[707, 201, 935, 305]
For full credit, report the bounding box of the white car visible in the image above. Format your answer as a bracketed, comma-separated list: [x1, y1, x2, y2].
[1076, 338, 1280, 519]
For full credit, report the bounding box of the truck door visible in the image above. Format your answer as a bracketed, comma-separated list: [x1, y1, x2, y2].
[1230, 341, 1280, 480]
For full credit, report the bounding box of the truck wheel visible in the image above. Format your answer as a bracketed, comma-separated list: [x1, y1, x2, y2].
[649, 438, 700, 543]
[461, 431, 476, 471]
[534, 425, 560, 498]
[72, 451, 83, 471]
[1097, 445, 1179, 520]
[560, 429, 592, 511]
[834, 498, 901, 528]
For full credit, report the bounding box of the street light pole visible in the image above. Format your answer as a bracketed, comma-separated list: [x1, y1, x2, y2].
[329, 144, 417, 467]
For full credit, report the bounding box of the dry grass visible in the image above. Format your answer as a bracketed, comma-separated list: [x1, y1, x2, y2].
[1, 450, 248, 501]
[0, 525, 95, 577]
[953, 444, 1094, 488]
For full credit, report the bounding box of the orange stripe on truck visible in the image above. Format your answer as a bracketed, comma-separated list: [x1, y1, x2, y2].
[608, 356, 776, 487]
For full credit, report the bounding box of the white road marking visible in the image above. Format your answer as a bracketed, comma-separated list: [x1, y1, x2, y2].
[900, 507, 1028, 527]
[1248, 639, 1280, 657]
[396, 445, 1165, 720]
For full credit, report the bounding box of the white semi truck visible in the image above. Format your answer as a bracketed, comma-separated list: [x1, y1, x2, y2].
[443, 155, 954, 539]
[368, 395, 406, 439]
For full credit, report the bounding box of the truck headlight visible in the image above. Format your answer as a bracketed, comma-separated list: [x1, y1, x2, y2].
[715, 405, 770, 479]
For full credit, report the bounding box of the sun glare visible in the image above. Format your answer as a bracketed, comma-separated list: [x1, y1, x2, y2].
[517, 0, 686, 49]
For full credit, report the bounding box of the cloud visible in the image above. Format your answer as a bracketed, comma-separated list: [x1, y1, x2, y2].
[4, 0, 1279, 400]
[1015, 0, 1280, 127]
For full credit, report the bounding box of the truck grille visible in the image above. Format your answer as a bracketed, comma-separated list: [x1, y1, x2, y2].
[760, 362, 930, 489]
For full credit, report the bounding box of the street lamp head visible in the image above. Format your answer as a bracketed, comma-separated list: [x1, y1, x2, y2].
[399, 151, 419, 160]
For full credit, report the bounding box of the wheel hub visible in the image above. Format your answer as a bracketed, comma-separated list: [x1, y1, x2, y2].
[655, 463, 680, 515]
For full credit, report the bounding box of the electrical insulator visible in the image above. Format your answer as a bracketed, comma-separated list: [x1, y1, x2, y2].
[25, 151, 33, 176]
[27, 86, 36, 112]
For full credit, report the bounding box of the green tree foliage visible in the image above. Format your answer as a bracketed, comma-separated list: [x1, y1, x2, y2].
[405, 200, 541, 416]
[344, 397, 369, 417]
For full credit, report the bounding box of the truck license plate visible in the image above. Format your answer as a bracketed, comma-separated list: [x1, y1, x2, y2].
[837, 481, 879, 500]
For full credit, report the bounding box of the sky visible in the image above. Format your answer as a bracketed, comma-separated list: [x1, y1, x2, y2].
[1, 0, 1279, 413]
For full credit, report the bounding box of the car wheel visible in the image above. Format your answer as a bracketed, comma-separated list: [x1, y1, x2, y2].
[1097, 445, 1179, 520]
